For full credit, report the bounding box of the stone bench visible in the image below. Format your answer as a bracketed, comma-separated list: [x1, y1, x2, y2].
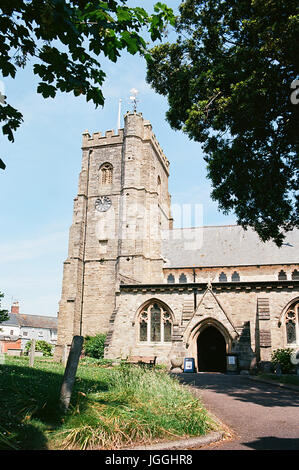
[126, 355, 157, 367]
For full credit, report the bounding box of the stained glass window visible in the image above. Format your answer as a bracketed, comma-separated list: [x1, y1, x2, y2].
[151, 304, 161, 342]
[138, 301, 172, 343]
[285, 310, 297, 344]
[285, 303, 298, 345]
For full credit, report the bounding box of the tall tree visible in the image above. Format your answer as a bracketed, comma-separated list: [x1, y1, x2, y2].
[146, 0, 299, 245]
[0, 0, 174, 156]
[0, 291, 9, 324]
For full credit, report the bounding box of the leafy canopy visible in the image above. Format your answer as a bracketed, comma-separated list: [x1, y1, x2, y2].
[0, 0, 174, 145]
[0, 291, 9, 324]
[146, 0, 299, 245]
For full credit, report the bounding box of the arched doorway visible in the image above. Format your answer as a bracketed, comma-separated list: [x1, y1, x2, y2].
[197, 326, 227, 372]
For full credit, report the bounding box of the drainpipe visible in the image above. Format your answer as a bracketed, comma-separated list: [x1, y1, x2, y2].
[192, 268, 197, 311]
[79, 149, 92, 336]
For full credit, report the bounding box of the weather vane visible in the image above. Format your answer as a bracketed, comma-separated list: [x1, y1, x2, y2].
[129, 88, 139, 112]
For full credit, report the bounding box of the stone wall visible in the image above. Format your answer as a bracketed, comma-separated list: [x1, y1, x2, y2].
[106, 283, 299, 370]
[55, 112, 172, 359]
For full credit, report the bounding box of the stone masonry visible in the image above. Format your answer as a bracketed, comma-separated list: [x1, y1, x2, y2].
[55, 112, 299, 371]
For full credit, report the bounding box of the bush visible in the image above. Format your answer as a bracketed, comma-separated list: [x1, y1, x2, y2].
[83, 334, 106, 359]
[24, 340, 53, 357]
[271, 348, 294, 374]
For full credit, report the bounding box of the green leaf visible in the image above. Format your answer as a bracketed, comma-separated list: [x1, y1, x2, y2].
[37, 83, 57, 98]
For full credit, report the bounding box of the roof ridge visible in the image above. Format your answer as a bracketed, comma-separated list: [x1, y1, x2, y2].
[168, 224, 239, 230]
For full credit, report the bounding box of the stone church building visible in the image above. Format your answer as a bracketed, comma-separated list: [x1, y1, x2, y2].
[55, 111, 299, 372]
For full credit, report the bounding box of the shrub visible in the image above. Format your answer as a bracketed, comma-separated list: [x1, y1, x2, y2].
[24, 340, 53, 357]
[271, 348, 294, 374]
[83, 334, 106, 359]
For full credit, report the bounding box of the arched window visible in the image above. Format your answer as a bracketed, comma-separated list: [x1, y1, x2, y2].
[219, 272, 227, 282]
[278, 270, 287, 281]
[167, 274, 175, 284]
[100, 163, 113, 185]
[179, 273, 187, 283]
[292, 270, 299, 280]
[138, 301, 173, 343]
[284, 302, 299, 345]
[232, 271, 240, 282]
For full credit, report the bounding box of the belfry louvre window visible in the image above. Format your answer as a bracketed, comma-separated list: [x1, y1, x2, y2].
[138, 301, 173, 343]
[285, 302, 299, 345]
[100, 163, 113, 185]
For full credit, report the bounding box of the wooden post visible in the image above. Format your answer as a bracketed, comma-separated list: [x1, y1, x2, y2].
[59, 335, 83, 413]
[29, 339, 36, 367]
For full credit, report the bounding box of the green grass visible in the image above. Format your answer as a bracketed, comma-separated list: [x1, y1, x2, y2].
[0, 357, 217, 450]
[259, 373, 299, 387]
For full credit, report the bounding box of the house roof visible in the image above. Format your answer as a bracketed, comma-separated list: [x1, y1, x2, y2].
[162, 225, 299, 268]
[17, 314, 57, 330]
[1, 313, 19, 327]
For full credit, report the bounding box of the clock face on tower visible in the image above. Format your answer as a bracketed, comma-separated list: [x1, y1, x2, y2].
[95, 196, 112, 212]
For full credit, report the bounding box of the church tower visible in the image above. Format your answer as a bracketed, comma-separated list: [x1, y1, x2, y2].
[55, 111, 172, 358]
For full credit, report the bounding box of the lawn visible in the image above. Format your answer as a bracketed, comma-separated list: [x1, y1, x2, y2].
[259, 373, 299, 387]
[0, 356, 217, 450]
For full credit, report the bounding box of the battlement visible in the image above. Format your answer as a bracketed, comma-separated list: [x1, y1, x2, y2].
[82, 112, 170, 171]
[150, 129, 170, 171]
[82, 128, 124, 147]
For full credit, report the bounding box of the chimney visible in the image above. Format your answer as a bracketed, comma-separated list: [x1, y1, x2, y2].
[11, 301, 19, 314]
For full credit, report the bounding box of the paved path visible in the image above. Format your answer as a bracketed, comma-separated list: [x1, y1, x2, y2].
[175, 373, 299, 450]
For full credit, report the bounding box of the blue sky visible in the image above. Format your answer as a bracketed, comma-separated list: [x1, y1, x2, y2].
[0, 1, 236, 316]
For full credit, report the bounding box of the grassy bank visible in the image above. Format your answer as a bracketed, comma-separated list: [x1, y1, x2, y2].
[259, 373, 299, 387]
[0, 357, 217, 450]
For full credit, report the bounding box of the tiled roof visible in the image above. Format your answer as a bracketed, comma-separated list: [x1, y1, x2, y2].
[17, 314, 57, 330]
[162, 225, 299, 268]
[1, 313, 19, 327]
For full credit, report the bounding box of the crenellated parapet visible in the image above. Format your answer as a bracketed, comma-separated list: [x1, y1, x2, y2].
[81, 111, 170, 173]
[82, 128, 124, 148]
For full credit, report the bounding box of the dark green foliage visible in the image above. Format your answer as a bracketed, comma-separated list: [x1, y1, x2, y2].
[0, 291, 9, 324]
[146, 0, 299, 245]
[0, 0, 174, 159]
[271, 348, 294, 374]
[25, 340, 54, 357]
[84, 333, 106, 359]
